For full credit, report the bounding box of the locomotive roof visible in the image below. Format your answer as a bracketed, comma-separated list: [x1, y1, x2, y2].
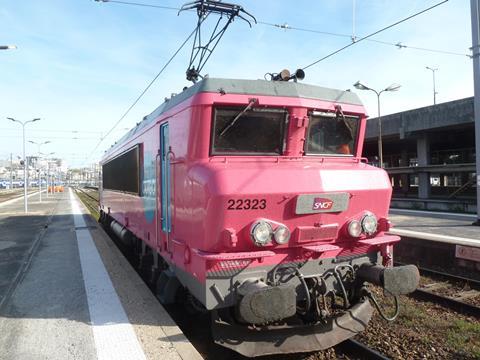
[105, 78, 363, 157]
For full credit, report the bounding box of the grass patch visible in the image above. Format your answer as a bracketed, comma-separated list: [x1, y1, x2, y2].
[76, 191, 100, 220]
[446, 320, 480, 358]
[397, 302, 428, 327]
[398, 301, 480, 358]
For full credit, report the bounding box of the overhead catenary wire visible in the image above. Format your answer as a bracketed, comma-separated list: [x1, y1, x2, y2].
[87, 0, 455, 166]
[95, 0, 181, 11]
[368, 39, 470, 58]
[84, 23, 204, 164]
[301, 0, 450, 70]
[257, 20, 352, 39]
[0, 127, 105, 134]
[0, 135, 100, 140]
[258, 21, 470, 59]
[99, 0, 468, 59]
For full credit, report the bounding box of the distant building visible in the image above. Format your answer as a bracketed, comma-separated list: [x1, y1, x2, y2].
[363, 97, 476, 212]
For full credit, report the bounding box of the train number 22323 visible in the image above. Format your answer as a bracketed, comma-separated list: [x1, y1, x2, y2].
[227, 199, 267, 210]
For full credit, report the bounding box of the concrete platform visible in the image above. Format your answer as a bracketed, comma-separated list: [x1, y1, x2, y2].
[0, 190, 58, 308]
[0, 188, 201, 360]
[388, 208, 480, 247]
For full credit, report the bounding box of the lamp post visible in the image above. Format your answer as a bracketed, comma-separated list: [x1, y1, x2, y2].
[470, 0, 480, 225]
[353, 81, 401, 168]
[7, 117, 41, 213]
[426, 66, 438, 105]
[40, 152, 55, 197]
[29, 140, 51, 202]
[9, 153, 13, 190]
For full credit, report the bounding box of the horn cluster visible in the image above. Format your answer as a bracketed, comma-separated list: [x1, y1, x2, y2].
[271, 68, 305, 82]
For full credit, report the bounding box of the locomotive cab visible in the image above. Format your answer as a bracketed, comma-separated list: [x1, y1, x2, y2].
[99, 78, 419, 357]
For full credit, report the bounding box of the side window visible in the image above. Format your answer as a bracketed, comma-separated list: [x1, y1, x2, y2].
[102, 145, 141, 194]
[305, 113, 359, 155]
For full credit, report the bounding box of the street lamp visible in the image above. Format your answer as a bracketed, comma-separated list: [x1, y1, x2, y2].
[426, 66, 438, 105]
[0, 45, 17, 50]
[40, 152, 55, 197]
[7, 117, 41, 213]
[29, 140, 51, 202]
[353, 81, 401, 168]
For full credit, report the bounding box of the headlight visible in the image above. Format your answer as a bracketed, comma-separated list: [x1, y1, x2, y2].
[361, 213, 378, 235]
[274, 225, 291, 244]
[250, 220, 273, 246]
[347, 220, 362, 237]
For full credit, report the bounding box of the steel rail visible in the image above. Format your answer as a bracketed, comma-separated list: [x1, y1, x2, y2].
[75, 187, 99, 203]
[338, 339, 391, 360]
[421, 266, 480, 286]
[74, 188, 100, 220]
[411, 289, 480, 319]
[395, 261, 480, 287]
[394, 262, 480, 318]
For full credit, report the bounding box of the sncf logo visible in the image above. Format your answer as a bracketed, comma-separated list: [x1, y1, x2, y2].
[312, 198, 334, 210]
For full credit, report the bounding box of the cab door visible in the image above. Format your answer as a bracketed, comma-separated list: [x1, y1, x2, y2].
[159, 123, 172, 251]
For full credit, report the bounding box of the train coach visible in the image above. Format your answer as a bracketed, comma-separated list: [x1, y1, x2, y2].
[99, 77, 419, 357]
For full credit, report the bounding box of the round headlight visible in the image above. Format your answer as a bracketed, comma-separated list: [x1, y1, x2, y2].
[347, 220, 362, 237]
[361, 213, 378, 235]
[274, 225, 291, 244]
[250, 220, 273, 246]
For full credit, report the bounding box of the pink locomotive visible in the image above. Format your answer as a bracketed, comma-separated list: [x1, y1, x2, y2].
[99, 76, 419, 357]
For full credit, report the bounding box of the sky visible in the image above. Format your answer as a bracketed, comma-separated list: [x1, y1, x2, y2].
[0, 0, 474, 167]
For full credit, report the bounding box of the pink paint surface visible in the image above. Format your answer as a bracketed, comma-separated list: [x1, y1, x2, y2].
[100, 88, 398, 282]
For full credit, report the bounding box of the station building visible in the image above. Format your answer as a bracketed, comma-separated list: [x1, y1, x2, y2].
[363, 97, 477, 213]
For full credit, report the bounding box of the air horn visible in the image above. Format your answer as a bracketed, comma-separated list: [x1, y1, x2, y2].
[271, 69, 305, 82]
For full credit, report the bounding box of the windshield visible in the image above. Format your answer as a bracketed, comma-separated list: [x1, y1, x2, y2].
[211, 107, 287, 155]
[305, 112, 359, 155]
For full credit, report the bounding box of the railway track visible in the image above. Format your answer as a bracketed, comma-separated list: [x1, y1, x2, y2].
[337, 339, 390, 360]
[74, 189, 389, 359]
[407, 265, 480, 319]
[77, 188, 480, 358]
[75, 187, 99, 201]
[412, 288, 480, 319]
[74, 187, 99, 218]
[0, 189, 38, 203]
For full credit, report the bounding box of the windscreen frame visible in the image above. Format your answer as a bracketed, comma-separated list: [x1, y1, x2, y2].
[210, 106, 288, 156]
[304, 111, 360, 157]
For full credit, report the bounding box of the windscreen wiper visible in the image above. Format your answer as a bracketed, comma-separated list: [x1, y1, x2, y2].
[219, 98, 258, 137]
[334, 104, 354, 142]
